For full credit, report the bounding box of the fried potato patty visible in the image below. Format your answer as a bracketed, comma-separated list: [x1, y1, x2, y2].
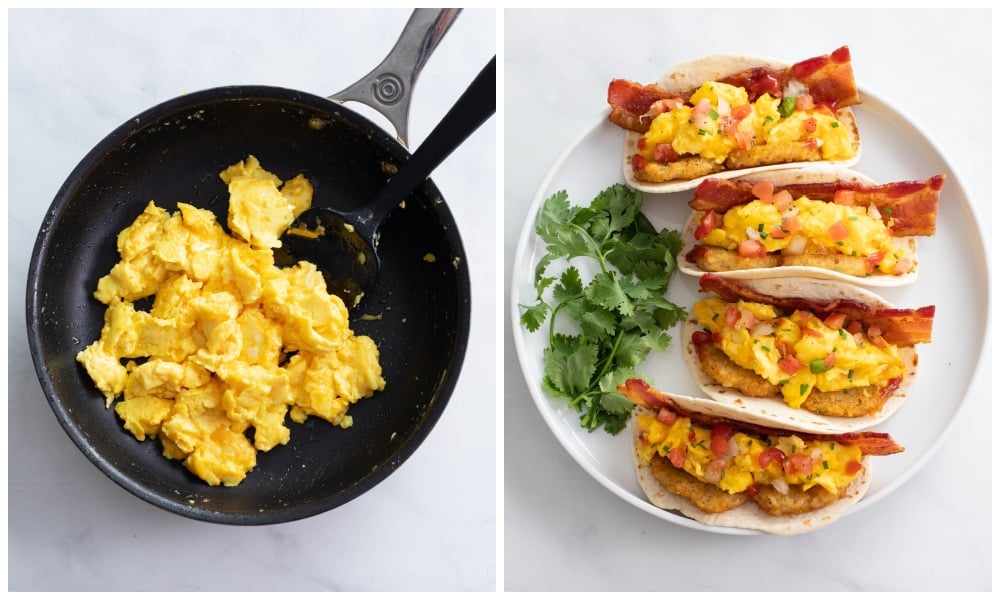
[691, 247, 870, 277]
[651, 454, 846, 517]
[753, 483, 844, 516]
[696, 343, 887, 417]
[634, 155, 723, 183]
[649, 454, 749, 513]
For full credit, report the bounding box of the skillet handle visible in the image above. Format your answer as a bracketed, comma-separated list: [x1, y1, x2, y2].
[329, 8, 461, 148]
[355, 55, 496, 241]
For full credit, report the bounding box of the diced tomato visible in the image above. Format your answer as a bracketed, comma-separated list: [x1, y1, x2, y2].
[833, 189, 856, 205]
[738, 239, 767, 258]
[769, 227, 788, 239]
[784, 453, 814, 475]
[758, 447, 787, 469]
[828, 220, 850, 242]
[667, 446, 686, 468]
[772, 190, 794, 211]
[636, 137, 647, 151]
[845, 320, 863, 335]
[751, 180, 774, 202]
[781, 214, 801, 232]
[630, 154, 648, 170]
[719, 115, 740, 135]
[691, 97, 712, 125]
[823, 313, 847, 330]
[733, 131, 754, 150]
[710, 424, 733, 458]
[802, 326, 822, 338]
[805, 137, 821, 150]
[705, 458, 726, 484]
[654, 143, 680, 162]
[845, 459, 864, 475]
[866, 251, 885, 271]
[657, 407, 677, 425]
[823, 352, 837, 370]
[778, 353, 803, 375]
[795, 94, 815, 111]
[803, 117, 818, 133]
[746, 483, 759, 497]
[694, 211, 719, 240]
[688, 430, 696, 444]
[732, 104, 753, 120]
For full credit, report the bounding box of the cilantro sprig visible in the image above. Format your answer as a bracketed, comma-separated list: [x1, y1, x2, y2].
[519, 184, 686, 434]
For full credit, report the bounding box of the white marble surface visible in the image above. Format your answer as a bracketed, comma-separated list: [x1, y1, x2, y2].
[9, 8, 496, 592]
[504, 9, 991, 592]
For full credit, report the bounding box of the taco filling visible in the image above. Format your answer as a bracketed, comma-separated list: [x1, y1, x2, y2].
[634, 81, 856, 169]
[635, 407, 862, 516]
[691, 296, 907, 414]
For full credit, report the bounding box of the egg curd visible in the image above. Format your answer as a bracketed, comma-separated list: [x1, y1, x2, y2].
[636, 411, 863, 496]
[693, 297, 905, 409]
[76, 155, 386, 486]
[637, 81, 854, 165]
[698, 195, 908, 275]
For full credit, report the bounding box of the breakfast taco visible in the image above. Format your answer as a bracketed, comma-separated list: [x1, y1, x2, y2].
[679, 167, 944, 287]
[619, 379, 903, 535]
[607, 46, 862, 193]
[681, 274, 934, 434]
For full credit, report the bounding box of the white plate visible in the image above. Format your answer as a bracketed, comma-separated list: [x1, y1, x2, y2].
[509, 88, 990, 535]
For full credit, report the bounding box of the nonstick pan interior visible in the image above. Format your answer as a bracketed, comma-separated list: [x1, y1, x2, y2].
[26, 86, 471, 524]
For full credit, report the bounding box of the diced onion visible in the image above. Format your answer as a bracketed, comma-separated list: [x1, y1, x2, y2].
[868, 203, 882, 221]
[772, 477, 790, 495]
[787, 236, 807, 255]
[717, 96, 731, 116]
[725, 437, 740, 460]
[784, 80, 808, 98]
[746, 226, 761, 241]
[751, 322, 775, 337]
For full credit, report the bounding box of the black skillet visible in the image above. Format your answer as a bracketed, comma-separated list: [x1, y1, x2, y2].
[25, 9, 480, 524]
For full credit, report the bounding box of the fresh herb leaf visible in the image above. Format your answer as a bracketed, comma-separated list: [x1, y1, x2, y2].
[520, 184, 687, 434]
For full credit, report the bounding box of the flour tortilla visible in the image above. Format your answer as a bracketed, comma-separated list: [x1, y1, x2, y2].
[622, 53, 861, 194]
[681, 276, 919, 435]
[631, 404, 871, 535]
[677, 166, 919, 287]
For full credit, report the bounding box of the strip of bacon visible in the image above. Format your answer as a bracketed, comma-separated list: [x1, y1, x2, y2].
[689, 175, 945, 237]
[698, 273, 935, 346]
[607, 79, 684, 133]
[619, 379, 905, 456]
[608, 46, 860, 134]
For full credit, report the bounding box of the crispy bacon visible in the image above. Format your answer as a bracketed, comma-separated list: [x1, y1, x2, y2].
[619, 379, 905, 456]
[698, 274, 935, 346]
[689, 175, 944, 237]
[789, 45, 861, 109]
[607, 79, 685, 133]
[608, 46, 861, 134]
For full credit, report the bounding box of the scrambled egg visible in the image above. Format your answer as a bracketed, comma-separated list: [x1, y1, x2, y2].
[699, 196, 906, 274]
[76, 155, 386, 486]
[638, 81, 854, 164]
[636, 411, 862, 496]
[693, 297, 905, 409]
